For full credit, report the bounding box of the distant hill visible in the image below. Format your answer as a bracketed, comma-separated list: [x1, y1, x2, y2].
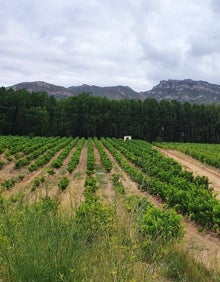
[144, 79, 220, 103]
[7, 79, 220, 103]
[68, 84, 146, 100]
[8, 81, 143, 100]
[8, 81, 72, 99]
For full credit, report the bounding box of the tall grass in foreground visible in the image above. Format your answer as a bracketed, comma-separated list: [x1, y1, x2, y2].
[0, 191, 219, 281]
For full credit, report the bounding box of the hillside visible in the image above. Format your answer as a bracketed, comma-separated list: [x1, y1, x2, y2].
[7, 79, 220, 103]
[9, 81, 143, 100]
[68, 84, 146, 100]
[145, 79, 220, 103]
[8, 81, 72, 99]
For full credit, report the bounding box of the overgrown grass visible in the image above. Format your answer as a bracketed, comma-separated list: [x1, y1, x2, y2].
[0, 187, 219, 281]
[0, 193, 153, 281]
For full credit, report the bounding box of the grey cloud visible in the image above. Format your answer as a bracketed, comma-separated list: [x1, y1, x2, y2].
[211, 0, 220, 14]
[1, 0, 220, 91]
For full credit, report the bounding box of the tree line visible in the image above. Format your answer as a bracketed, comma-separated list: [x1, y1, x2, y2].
[0, 87, 219, 143]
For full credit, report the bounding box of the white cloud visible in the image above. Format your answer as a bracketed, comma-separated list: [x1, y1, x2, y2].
[1, 0, 220, 91]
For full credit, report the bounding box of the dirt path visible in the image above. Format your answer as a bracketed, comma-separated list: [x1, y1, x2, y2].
[93, 145, 116, 203]
[183, 220, 220, 269]
[60, 142, 87, 210]
[156, 147, 220, 200]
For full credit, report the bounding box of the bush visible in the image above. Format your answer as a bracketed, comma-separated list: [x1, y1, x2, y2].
[51, 159, 62, 168]
[58, 177, 70, 190]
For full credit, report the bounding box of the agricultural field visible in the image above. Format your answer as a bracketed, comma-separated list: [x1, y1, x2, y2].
[155, 142, 220, 170]
[0, 136, 220, 281]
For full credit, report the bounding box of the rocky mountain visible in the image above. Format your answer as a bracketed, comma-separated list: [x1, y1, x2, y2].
[8, 81, 72, 99]
[8, 81, 143, 100]
[145, 79, 220, 103]
[68, 84, 145, 100]
[6, 79, 220, 103]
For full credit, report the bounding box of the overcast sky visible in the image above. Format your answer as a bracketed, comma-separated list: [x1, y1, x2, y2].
[1, 0, 220, 91]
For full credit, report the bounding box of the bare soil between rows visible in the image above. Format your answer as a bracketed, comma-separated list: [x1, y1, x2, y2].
[60, 141, 87, 210]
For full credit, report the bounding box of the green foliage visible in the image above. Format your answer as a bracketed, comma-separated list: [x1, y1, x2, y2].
[33, 178, 40, 187]
[111, 174, 125, 195]
[67, 138, 85, 173]
[0, 196, 81, 281]
[58, 177, 70, 191]
[125, 196, 184, 244]
[86, 138, 95, 175]
[31, 178, 41, 191]
[155, 142, 220, 170]
[51, 138, 79, 169]
[1, 174, 25, 190]
[14, 137, 60, 169]
[139, 206, 183, 243]
[47, 168, 55, 175]
[75, 194, 113, 241]
[0, 184, 218, 281]
[1, 178, 16, 189]
[40, 176, 45, 183]
[213, 204, 220, 227]
[28, 138, 72, 172]
[51, 158, 62, 168]
[93, 137, 112, 172]
[1, 87, 220, 143]
[84, 176, 99, 197]
[14, 157, 29, 169]
[102, 138, 220, 232]
[18, 174, 24, 181]
[0, 160, 4, 170]
[0, 135, 219, 280]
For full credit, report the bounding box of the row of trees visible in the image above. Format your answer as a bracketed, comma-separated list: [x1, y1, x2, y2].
[0, 87, 219, 143]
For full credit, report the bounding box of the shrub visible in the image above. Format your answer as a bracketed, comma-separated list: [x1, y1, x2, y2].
[58, 177, 70, 190]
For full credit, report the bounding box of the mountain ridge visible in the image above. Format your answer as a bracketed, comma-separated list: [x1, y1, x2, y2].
[6, 79, 220, 103]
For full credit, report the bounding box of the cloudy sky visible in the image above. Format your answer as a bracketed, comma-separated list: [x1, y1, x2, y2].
[1, 0, 220, 91]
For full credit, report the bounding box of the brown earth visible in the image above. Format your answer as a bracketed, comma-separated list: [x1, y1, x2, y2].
[183, 219, 220, 269]
[93, 144, 115, 203]
[60, 141, 87, 210]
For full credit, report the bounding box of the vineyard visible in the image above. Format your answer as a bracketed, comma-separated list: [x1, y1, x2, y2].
[155, 142, 220, 170]
[0, 136, 220, 281]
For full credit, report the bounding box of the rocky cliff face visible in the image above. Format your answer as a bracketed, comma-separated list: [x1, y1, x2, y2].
[6, 79, 220, 103]
[144, 79, 220, 103]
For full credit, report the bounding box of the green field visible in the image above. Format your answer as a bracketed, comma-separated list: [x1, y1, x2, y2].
[0, 136, 219, 281]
